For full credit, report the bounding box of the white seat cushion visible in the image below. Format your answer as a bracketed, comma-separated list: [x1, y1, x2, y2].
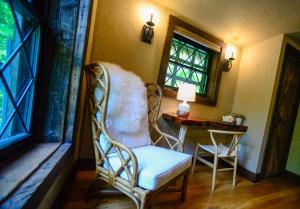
[199, 144, 236, 157]
[106, 145, 192, 191]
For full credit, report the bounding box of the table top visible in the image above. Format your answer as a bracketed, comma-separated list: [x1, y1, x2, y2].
[162, 112, 248, 132]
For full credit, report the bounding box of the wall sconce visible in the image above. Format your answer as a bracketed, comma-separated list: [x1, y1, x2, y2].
[141, 14, 155, 44]
[223, 56, 235, 72]
[223, 44, 236, 72]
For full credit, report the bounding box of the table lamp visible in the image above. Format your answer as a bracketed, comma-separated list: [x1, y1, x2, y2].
[176, 83, 196, 117]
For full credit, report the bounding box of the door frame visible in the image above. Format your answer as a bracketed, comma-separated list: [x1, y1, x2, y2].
[261, 43, 300, 179]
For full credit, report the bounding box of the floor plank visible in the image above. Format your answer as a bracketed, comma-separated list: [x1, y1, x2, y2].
[63, 166, 300, 209]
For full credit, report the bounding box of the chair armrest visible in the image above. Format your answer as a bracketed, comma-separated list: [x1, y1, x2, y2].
[151, 124, 183, 152]
[94, 128, 138, 188]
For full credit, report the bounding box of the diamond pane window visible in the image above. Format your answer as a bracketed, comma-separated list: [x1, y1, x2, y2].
[0, 0, 40, 149]
[164, 32, 213, 95]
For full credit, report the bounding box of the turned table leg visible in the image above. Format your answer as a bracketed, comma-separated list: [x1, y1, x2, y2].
[178, 125, 188, 149]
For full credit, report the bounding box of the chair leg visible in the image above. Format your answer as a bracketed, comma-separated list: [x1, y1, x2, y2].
[140, 195, 150, 209]
[212, 154, 218, 191]
[233, 155, 238, 186]
[181, 171, 190, 202]
[192, 144, 199, 174]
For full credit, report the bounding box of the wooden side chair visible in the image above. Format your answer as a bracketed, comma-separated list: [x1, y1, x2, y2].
[85, 62, 192, 209]
[192, 129, 245, 190]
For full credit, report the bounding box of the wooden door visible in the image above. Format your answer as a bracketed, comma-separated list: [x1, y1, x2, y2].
[262, 44, 300, 178]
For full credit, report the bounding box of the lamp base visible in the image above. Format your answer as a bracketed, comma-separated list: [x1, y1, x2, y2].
[176, 110, 189, 118]
[177, 101, 190, 118]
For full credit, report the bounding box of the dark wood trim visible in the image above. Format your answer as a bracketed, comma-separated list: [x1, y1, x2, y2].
[77, 158, 96, 170]
[238, 165, 260, 183]
[23, 144, 73, 209]
[0, 135, 34, 161]
[51, 160, 78, 209]
[158, 15, 226, 106]
[63, 0, 93, 143]
[283, 170, 300, 183]
[0, 144, 72, 209]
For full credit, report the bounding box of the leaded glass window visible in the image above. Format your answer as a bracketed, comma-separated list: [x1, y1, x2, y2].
[164, 32, 213, 95]
[0, 0, 40, 149]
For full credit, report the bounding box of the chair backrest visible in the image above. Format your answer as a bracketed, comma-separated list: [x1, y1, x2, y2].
[85, 63, 182, 166]
[146, 83, 162, 128]
[85, 63, 140, 187]
[146, 83, 183, 152]
[207, 129, 245, 156]
[85, 63, 110, 163]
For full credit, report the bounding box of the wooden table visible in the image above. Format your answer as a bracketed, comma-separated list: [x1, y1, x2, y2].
[162, 112, 248, 144]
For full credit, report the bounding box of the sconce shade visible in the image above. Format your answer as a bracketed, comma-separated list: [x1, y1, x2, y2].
[223, 44, 236, 72]
[142, 24, 154, 44]
[177, 83, 196, 102]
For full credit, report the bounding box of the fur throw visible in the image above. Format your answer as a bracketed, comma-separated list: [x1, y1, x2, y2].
[99, 63, 151, 149]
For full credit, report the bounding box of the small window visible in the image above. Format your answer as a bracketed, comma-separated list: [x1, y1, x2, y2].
[165, 32, 213, 96]
[158, 16, 226, 106]
[0, 0, 40, 149]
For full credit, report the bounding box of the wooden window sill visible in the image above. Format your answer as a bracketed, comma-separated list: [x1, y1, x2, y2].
[0, 143, 72, 209]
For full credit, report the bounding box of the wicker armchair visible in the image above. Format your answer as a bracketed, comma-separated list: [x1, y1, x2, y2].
[85, 63, 192, 209]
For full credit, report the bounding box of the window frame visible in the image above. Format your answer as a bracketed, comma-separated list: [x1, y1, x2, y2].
[165, 32, 214, 96]
[0, 0, 41, 153]
[158, 15, 226, 106]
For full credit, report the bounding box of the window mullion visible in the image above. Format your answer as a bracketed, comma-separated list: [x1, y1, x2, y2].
[0, 110, 17, 138]
[0, 73, 29, 132]
[0, 43, 23, 72]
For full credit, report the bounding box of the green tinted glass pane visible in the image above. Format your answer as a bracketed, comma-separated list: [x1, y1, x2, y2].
[1, 113, 26, 140]
[0, 0, 21, 67]
[11, 0, 38, 38]
[19, 83, 34, 130]
[179, 46, 189, 61]
[175, 80, 183, 87]
[0, 79, 14, 132]
[191, 72, 198, 82]
[167, 63, 174, 75]
[170, 42, 176, 56]
[165, 77, 172, 86]
[196, 86, 201, 94]
[24, 27, 40, 76]
[175, 68, 186, 79]
[165, 34, 211, 94]
[3, 47, 32, 103]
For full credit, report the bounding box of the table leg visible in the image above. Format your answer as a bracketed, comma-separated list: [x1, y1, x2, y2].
[178, 125, 188, 145]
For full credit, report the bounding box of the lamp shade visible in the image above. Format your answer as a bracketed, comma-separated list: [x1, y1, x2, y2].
[176, 83, 196, 102]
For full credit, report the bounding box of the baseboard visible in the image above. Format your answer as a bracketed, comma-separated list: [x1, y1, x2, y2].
[284, 170, 300, 183]
[237, 165, 260, 183]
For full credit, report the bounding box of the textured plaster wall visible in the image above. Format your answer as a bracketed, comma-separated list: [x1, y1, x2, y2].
[81, 0, 241, 158]
[89, 0, 241, 119]
[232, 34, 284, 173]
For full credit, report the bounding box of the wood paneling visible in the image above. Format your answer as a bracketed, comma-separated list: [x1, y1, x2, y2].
[63, 166, 300, 209]
[262, 44, 300, 178]
[33, 0, 91, 143]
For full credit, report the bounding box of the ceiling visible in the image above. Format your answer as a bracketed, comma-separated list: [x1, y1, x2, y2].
[152, 0, 300, 47]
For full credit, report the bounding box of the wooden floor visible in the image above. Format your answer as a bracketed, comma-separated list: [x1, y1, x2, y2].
[63, 166, 300, 209]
